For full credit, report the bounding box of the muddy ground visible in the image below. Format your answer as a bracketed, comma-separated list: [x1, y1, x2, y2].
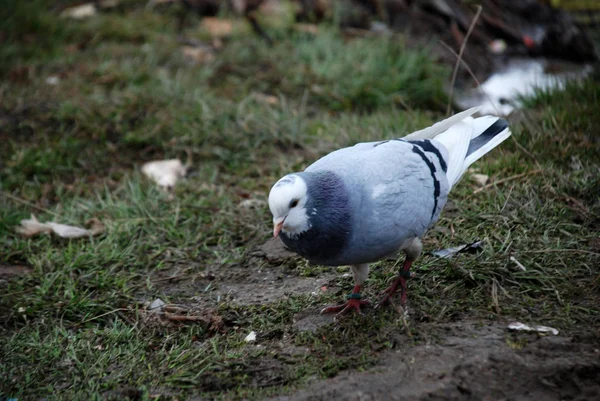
[270, 321, 600, 401]
[153, 239, 600, 401]
[3, 241, 599, 401]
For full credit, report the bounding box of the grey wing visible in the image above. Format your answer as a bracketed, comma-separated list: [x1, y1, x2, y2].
[359, 141, 450, 246]
[306, 139, 450, 263]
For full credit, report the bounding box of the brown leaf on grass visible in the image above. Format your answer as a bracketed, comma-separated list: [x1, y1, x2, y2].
[15, 215, 105, 238]
[294, 23, 319, 35]
[144, 302, 225, 333]
[141, 159, 188, 190]
[60, 3, 97, 19]
[202, 17, 234, 38]
[182, 45, 216, 64]
[471, 173, 489, 186]
[253, 92, 279, 106]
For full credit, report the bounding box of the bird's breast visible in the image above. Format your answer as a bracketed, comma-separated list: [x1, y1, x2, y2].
[280, 226, 347, 266]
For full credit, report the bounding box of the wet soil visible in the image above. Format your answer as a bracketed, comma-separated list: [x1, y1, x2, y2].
[270, 321, 600, 401]
[236, 239, 599, 400]
[148, 239, 600, 400]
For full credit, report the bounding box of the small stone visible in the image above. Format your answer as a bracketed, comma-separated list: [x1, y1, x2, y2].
[149, 298, 166, 310]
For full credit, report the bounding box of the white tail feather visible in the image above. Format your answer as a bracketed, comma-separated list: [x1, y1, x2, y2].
[430, 114, 511, 188]
[434, 121, 473, 187]
[462, 126, 511, 176]
[402, 106, 481, 141]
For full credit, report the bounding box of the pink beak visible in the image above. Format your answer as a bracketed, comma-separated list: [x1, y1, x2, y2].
[273, 218, 284, 238]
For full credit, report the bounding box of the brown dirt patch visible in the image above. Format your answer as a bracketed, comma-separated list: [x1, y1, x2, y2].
[0, 263, 32, 282]
[269, 321, 600, 401]
[151, 239, 335, 307]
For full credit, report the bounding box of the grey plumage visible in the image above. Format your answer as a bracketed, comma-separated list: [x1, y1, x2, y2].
[269, 108, 511, 313]
[281, 138, 449, 265]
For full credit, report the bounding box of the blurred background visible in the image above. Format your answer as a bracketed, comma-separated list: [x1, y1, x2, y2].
[2, 0, 599, 115]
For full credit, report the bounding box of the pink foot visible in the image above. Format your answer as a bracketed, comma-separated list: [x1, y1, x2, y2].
[378, 278, 405, 307]
[320, 297, 370, 316]
[377, 267, 414, 308]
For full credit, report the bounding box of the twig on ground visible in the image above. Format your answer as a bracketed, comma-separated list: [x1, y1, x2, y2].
[491, 279, 501, 314]
[510, 256, 527, 271]
[389, 298, 412, 338]
[472, 169, 543, 194]
[511, 136, 543, 169]
[522, 249, 600, 257]
[164, 313, 205, 322]
[80, 308, 132, 324]
[0, 191, 59, 217]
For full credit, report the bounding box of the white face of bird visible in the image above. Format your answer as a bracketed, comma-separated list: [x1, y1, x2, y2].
[268, 174, 311, 238]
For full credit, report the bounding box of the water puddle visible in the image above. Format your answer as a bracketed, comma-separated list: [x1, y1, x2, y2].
[457, 58, 593, 116]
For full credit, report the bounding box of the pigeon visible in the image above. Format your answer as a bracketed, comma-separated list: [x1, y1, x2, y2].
[268, 107, 511, 315]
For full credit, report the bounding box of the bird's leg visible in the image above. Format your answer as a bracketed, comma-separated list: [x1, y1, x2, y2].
[321, 264, 370, 316]
[378, 238, 422, 307]
[378, 259, 413, 307]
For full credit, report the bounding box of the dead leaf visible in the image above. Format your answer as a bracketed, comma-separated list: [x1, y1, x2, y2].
[202, 18, 234, 38]
[294, 23, 319, 35]
[148, 298, 166, 311]
[253, 93, 279, 106]
[507, 322, 559, 336]
[141, 159, 188, 190]
[182, 45, 215, 64]
[472, 173, 490, 186]
[244, 331, 257, 342]
[15, 215, 105, 238]
[60, 3, 97, 19]
[46, 76, 60, 86]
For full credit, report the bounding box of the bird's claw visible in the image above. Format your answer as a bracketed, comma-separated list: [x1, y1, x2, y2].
[376, 286, 399, 308]
[376, 274, 413, 308]
[320, 298, 370, 316]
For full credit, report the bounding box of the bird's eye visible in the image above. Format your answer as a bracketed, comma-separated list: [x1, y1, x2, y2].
[289, 199, 299, 208]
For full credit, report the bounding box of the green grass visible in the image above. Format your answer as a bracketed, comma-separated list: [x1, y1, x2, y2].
[1, 2, 599, 400]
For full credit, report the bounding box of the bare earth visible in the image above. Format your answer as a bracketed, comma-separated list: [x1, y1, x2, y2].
[270, 321, 600, 401]
[198, 239, 600, 400]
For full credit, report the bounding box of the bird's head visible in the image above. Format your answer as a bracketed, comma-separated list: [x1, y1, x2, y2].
[268, 174, 312, 238]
